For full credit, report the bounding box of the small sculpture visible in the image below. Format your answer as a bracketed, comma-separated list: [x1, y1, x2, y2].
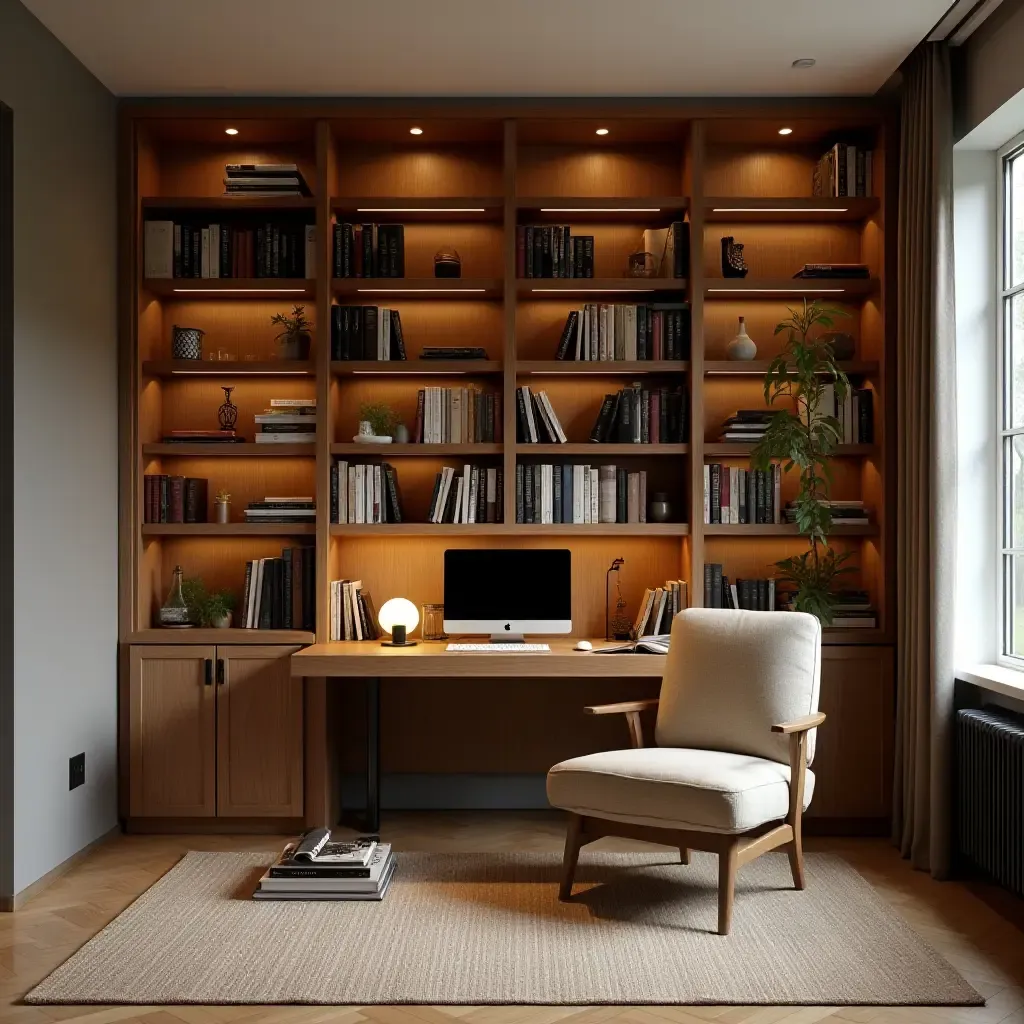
[727, 316, 757, 360]
[721, 236, 749, 278]
[217, 386, 238, 433]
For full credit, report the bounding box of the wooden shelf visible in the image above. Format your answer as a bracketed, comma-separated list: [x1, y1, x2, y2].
[332, 360, 503, 376]
[704, 278, 877, 297]
[143, 360, 315, 377]
[143, 278, 315, 298]
[131, 628, 315, 644]
[142, 523, 316, 536]
[520, 278, 686, 296]
[703, 443, 877, 457]
[331, 443, 502, 456]
[331, 197, 503, 222]
[516, 197, 689, 221]
[143, 443, 316, 457]
[332, 278, 502, 298]
[517, 360, 689, 375]
[142, 196, 317, 211]
[516, 444, 689, 456]
[704, 360, 879, 377]
[703, 523, 878, 537]
[331, 522, 689, 537]
[704, 197, 879, 223]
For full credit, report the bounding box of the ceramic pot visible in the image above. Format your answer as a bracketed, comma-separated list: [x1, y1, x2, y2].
[727, 316, 757, 360]
[277, 331, 311, 361]
[171, 325, 204, 360]
[394, 424, 410, 444]
[649, 492, 672, 523]
[213, 612, 232, 629]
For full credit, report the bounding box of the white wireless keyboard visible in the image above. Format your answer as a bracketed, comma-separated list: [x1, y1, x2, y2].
[447, 643, 550, 652]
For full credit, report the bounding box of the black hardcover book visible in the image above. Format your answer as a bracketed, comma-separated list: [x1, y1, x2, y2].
[258, 560, 274, 629]
[282, 548, 293, 629]
[426, 472, 443, 522]
[745, 469, 755, 526]
[516, 388, 530, 443]
[582, 236, 594, 277]
[183, 478, 207, 523]
[756, 578, 768, 611]
[384, 463, 403, 523]
[616, 467, 627, 523]
[361, 224, 374, 277]
[525, 226, 534, 278]
[523, 463, 534, 523]
[377, 225, 391, 278]
[331, 304, 341, 360]
[562, 226, 571, 278]
[616, 389, 633, 443]
[712, 563, 724, 609]
[540, 229, 551, 279]
[589, 394, 616, 443]
[561, 464, 571, 523]
[754, 469, 765, 524]
[532, 229, 543, 279]
[672, 221, 690, 278]
[391, 225, 404, 278]
[362, 306, 378, 361]
[390, 310, 407, 360]
[857, 388, 874, 443]
[515, 463, 525, 523]
[555, 310, 579, 360]
[703, 563, 715, 608]
[640, 390, 650, 444]
[330, 460, 339, 522]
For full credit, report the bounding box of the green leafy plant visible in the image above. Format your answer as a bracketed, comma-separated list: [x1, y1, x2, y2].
[181, 577, 237, 627]
[270, 304, 313, 339]
[750, 299, 855, 625]
[359, 402, 400, 438]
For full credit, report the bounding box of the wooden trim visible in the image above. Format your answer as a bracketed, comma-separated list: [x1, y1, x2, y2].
[124, 817, 305, 834]
[772, 711, 827, 734]
[0, 101, 12, 905]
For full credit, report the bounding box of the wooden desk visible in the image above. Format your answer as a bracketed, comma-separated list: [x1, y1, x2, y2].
[292, 639, 666, 830]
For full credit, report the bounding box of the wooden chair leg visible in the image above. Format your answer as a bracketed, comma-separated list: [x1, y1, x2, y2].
[788, 828, 805, 890]
[679, 847, 690, 865]
[718, 842, 739, 936]
[559, 812, 584, 901]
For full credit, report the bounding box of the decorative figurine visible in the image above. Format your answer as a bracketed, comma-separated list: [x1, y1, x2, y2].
[434, 248, 462, 278]
[721, 236, 749, 278]
[214, 489, 231, 524]
[606, 557, 631, 640]
[217, 386, 238, 433]
[727, 316, 758, 360]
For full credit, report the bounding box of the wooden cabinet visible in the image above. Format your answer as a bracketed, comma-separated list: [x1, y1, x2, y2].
[128, 644, 302, 819]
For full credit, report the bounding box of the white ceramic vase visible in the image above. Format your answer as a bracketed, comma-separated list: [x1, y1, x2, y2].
[727, 316, 757, 360]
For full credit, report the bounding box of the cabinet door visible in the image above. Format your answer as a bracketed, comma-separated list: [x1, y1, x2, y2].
[216, 645, 304, 817]
[808, 645, 895, 821]
[129, 645, 217, 817]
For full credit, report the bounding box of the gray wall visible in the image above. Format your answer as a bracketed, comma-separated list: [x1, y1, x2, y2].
[0, 0, 118, 899]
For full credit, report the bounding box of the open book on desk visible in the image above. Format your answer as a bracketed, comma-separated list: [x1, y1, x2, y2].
[594, 634, 670, 655]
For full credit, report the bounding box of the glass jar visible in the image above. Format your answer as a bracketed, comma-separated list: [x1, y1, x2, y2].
[421, 603, 447, 641]
[158, 565, 192, 628]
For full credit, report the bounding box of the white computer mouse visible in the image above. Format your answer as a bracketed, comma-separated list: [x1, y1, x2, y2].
[574, 640, 593, 652]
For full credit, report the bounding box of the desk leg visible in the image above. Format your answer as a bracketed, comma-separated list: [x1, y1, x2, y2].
[366, 677, 380, 833]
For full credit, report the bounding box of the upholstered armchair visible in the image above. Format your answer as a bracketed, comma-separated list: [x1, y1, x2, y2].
[547, 608, 824, 935]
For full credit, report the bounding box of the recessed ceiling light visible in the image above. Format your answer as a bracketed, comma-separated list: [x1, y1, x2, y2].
[224, 127, 239, 135]
[792, 58, 816, 69]
[409, 127, 423, 135]
[595, 128, 610, 136]
[778, 127, 793, 136]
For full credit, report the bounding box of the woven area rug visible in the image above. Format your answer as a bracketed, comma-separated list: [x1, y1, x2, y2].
[26, 850, 981, 1006]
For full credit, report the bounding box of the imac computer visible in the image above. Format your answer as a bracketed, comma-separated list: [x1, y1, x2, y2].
[443, 548, 571, 648]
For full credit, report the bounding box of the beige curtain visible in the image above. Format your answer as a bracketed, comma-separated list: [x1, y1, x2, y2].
[894, 42, 957, 877]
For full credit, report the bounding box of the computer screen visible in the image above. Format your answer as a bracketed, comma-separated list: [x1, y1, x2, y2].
[443, 548, 572, 636]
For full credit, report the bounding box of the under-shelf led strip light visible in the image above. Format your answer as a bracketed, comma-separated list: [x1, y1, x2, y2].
[707, 287, 847, 294]
[538, 207, 663, 213]
[355, 207, 487, 213]
[356, 288, 487, 293]
[711, 207, 849, 214]
[170, 288, 307, 294]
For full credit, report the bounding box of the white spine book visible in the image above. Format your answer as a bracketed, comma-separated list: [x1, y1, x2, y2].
[599, 305, 609, 361]
[541, 464, 552, 525]
[435, 467, 455, 523]
[572, 465, 584, 524]
[144, 220, 174, 278]
[768, 578, 776, 611]
[704, 464, 711, 524]
[452, 390, 463, 444]
[329, 581, 337, 640]
[347, 466, 357, 524]
[381, 308, 391, 362]
[639, 469, 646, 523]
[590, 467, 599, 524]
[731, 466, 739, 524]
[305, 225, 316, 279]
[538, 391, 568, 443]
[589, 303, 599, 360]
[575, 307, 585, 360]
[521, 386, 539, 443]
[374, 465, 383, 524]
[250, 559, 264, 628]
[452, 478, 464, 524]
[461, 465, 472, 523]
[354, 465, 365, 524]
[599, 465, 616, 523]
[468, 466, 479, 524]
[626, 305, 637, 361]
[210, 225, 220, 278]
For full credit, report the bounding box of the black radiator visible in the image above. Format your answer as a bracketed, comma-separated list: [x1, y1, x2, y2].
[956, 707, 1024, 896]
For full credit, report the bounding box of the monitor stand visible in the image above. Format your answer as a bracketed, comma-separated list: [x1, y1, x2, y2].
[490, 633, 526, 643]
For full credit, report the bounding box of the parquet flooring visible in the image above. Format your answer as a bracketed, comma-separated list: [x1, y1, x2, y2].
[2, 813, 1023, 1024]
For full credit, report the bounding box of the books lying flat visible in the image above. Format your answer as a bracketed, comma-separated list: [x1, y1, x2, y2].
[595, 634, 670, 655]
[255, 855, 395, 901]
[254, 841, 394, 901]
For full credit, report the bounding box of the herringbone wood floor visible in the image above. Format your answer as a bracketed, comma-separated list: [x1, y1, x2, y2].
[3, 813, 1023, 1024]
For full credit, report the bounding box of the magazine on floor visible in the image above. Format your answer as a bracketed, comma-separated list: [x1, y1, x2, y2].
[254, 843, 394, 901]
[287, 829, 377, 865]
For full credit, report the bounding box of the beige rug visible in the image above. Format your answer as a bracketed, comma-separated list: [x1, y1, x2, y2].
[26, 851, 981, 1006]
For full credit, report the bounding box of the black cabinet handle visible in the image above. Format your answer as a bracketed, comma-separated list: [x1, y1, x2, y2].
[216, 658, 225, 685]
[204, 659, 213, 686]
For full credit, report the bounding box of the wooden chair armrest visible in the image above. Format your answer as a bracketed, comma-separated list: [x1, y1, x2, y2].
[771, 712, 826, 734]
[584, 699, 660, 716]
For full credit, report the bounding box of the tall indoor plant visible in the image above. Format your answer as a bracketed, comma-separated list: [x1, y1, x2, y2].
[750, 300, 853, 625]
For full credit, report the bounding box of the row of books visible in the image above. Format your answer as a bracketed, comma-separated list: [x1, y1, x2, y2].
[634, 581, 689, 637]
[332, 223, 405, 278]
[330, 461, 404, 524]
[703, 464, 783, 525]
[812, 143, 874, 198]
[143, 220, 316, 279]
[821, 384, 874, 444]
[516, 226, 594, 278]
[414, 387, 502, 444]
[516, 386, 567, 443]
[240, 547, 316, 631]
[793, 262, 870, 280]
[428, 464, 504, 524]
[254, 834, 394, 902]
[780, 588, 877, 628]
[554, 303, 690, 361]
[224, 162, 311, 198]
[330, 305, 407, 361]
[329, 581, 381, 641]
[515, 464, 650, 524]
[784, 499, 870, 526]
[255, 398, 317, 444]
[243, 497, 314, 525]
[143, 476, 207, 523]
[589, 385, 689, 444]
[704, 565, 777, 611]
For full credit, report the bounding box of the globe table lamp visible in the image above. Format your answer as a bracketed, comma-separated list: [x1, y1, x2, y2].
[378, 597, 419, 647]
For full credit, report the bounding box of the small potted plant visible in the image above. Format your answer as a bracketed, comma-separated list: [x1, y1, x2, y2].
[355, 402, 399, 443]
[270, 305, 313, 361]
[182, 578, 237, 629]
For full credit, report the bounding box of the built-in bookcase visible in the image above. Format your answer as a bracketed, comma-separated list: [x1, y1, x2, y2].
[123, 107, 893, 648]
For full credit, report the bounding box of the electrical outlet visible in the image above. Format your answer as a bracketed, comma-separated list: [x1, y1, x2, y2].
[69, 752, 85, 791]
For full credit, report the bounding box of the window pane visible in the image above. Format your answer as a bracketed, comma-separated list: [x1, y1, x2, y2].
[1009, 294, 1024, 427]
[1009, 555, 1024, 656]
[1012, 154, 1024, 287]
[1011, 436, 1024, 548]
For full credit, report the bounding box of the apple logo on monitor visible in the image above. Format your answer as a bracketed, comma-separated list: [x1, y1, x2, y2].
[504, 623, 511, 631]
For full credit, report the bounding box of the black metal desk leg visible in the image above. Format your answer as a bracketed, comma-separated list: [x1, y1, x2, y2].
[366, 677, 380, 832]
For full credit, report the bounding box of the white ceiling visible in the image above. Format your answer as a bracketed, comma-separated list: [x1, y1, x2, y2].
[22, 0, 954, 98]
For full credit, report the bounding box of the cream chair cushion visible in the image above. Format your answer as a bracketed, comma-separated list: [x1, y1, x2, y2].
[656, 609, 822, 765]
[547, 747, 814, 834]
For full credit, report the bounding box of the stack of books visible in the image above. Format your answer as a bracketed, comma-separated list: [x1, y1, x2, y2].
[812, 144, 874, 198]
[254, 833, 394, 902]
[255, 398, 317, 444]
[818, 383, 874, 444]
[241, 547, 315, 631]
[589, 385, 688, 444]
[421, 346, 488, 360]
[554, 303, 690, 361]
[779, 588, 877, 628]
[516, 464, 648, 524]
[333, 223, 405, 278]
[793, 262, 870, 280]
[414, 387, 502, 444]
[703, 464, 782, 525]
[704, 565, 777, 611]
[331, 461, 403, 524]
[719, 410, 773, 443]
[160, 429, 245, 444]
[331, 306, 407, 361]
[329, 580, 382, 641]
[517, 225, 594, 278]
[633, 581, 688, 636]
[428, 465, 503, 524]
[143, 475, 207, 523]
[224, 162, 311, 198]
[783, 499, 869, 526]
[244, 497, 315, 525]
[516, 386, 567, 444]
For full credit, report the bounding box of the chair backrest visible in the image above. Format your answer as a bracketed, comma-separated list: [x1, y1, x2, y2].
[655, 609, 822, 764]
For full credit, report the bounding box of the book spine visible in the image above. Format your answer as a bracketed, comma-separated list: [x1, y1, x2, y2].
[516, 226, 526, 278]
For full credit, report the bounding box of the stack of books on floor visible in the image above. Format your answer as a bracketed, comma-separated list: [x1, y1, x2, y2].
[718, 410, 773, 443]
[633, 580, 688, 636]
[783, 499, 869, 526]
[780, 587, 877, 628]
[589, 385, 688, 444]
[143, 475, 207, 523]
[553, 303, 690, 360]
[812, 143, 873, 198]
[255, 397, 317, 444]
[414, 387, 502, 443]
[428, 464, 503, 523]
[160, 429, 245, 444]
[819, 383, 874, 443]
[703, 463, 782, 525]
[516, 386, 567, 443]
[254, 832, 394, 901]
[333, 223, 405, 278]
[331, 306, 407, 360]
[329, 580, 382, 640]
[517, 225, 594, 278]
[704, 565, 777, 611]
[331, 461, 403, 524]
[244, 497, 315, 525]
[793, 262, 870, 280]
[516, 464, 649, 524]
[241, 546, 315, 631]
[224, 162, 312, 198]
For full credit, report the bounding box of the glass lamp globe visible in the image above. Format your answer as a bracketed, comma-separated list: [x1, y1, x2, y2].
[378, 597, 419, 646]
